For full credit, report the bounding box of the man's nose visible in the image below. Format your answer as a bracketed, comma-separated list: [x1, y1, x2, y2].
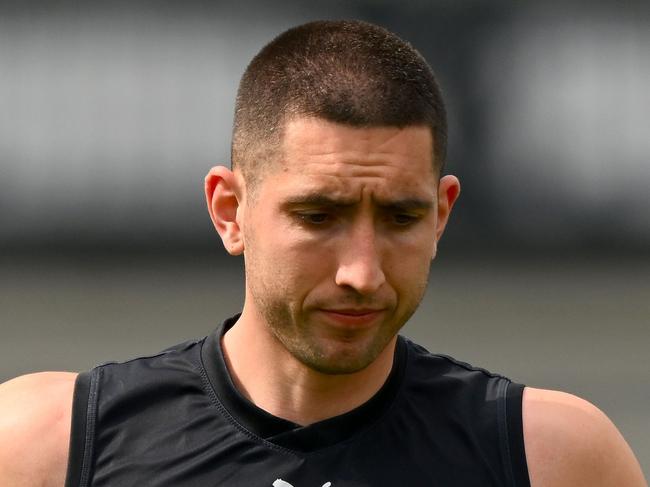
[334, 223, 386, 295]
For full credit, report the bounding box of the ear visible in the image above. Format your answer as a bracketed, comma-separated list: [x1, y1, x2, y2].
[205, 166, 245, 255]
[435, 175, 461, 243]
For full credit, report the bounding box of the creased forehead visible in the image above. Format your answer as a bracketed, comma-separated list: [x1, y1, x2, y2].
[279, 118, 435, 175]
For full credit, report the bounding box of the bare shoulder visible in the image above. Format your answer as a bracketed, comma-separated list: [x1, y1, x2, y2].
[0, 372, 77, 487]
[523, 387, 647, 487]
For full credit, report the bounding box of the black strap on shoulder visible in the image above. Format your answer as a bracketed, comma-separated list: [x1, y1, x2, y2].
[65, 371, 90, 487]
[498, 381, 531, 487]
[64, 369, 100, 487]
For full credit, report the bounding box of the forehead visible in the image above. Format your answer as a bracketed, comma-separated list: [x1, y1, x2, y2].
[260, 117, 436, 200]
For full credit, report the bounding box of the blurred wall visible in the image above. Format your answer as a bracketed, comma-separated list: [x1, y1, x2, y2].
[1, 0, 648, 253]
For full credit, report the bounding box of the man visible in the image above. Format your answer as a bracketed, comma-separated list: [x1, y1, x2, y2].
[0, 20, 646, 487]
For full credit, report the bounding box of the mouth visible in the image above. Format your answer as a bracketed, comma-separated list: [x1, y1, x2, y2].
[316, 308, 385, 328]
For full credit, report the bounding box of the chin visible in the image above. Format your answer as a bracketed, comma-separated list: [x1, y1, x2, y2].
[294, 337, 389, 376]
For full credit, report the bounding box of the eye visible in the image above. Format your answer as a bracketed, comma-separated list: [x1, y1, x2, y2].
[392, 213, 419, 226]
[296, 212, 330, 225]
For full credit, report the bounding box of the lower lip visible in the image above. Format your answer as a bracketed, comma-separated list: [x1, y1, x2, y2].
[318, 310, 384, 328]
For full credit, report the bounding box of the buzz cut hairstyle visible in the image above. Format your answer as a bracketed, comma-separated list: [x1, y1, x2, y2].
[231, 20, 448, 189]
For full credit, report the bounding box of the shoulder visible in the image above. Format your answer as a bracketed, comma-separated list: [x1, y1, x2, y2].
[0, 372, 77, 487]
[523, 387, 647, 487]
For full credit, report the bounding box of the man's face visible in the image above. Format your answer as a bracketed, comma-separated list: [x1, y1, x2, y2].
[240, 117, 441, 375]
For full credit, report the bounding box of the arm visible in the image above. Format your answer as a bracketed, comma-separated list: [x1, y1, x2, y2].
[523, 387, 647, 487]
[0, 372, 77, 487]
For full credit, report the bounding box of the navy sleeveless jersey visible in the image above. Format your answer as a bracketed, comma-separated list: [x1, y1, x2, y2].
[65, 315, 530, 486]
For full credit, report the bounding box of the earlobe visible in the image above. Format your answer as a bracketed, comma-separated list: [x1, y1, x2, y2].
[204, 166, 245, 255]
[435, 175, 461, 242]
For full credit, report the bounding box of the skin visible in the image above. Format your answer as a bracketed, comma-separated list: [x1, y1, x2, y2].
[209, 117, 459, 424]
[524, 388, 647, 486]
[0, 117, 645, 486]
[0, 372, 75, 487]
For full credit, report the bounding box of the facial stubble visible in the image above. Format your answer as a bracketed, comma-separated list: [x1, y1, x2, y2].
[244, 229, 431, 375]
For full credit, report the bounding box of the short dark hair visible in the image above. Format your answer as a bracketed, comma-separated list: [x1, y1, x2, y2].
[232, 20, 447, 187]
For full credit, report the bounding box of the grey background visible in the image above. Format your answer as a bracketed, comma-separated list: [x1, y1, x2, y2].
[1, 0, 648, 476]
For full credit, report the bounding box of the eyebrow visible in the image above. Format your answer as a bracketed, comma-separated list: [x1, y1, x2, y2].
[280, 194, 433, 211]
[375, 197, 434, 211]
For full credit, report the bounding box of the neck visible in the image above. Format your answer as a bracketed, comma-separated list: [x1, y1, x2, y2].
[222, 308, 396, 426]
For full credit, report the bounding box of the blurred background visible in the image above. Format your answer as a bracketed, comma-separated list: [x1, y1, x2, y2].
[1, 0, 648, 474]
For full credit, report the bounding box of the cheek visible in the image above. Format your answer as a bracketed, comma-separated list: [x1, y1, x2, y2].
[283, 240, 333, 284]
[251, 232, 328, 291]
[387, 228, 436, 264]
[384, 238, 433, 289]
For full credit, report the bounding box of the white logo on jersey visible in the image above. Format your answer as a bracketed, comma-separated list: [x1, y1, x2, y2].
[273, 479, 331, 487]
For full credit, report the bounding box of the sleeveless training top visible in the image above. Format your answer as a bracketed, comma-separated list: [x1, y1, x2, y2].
[65, 315, 531, 487]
